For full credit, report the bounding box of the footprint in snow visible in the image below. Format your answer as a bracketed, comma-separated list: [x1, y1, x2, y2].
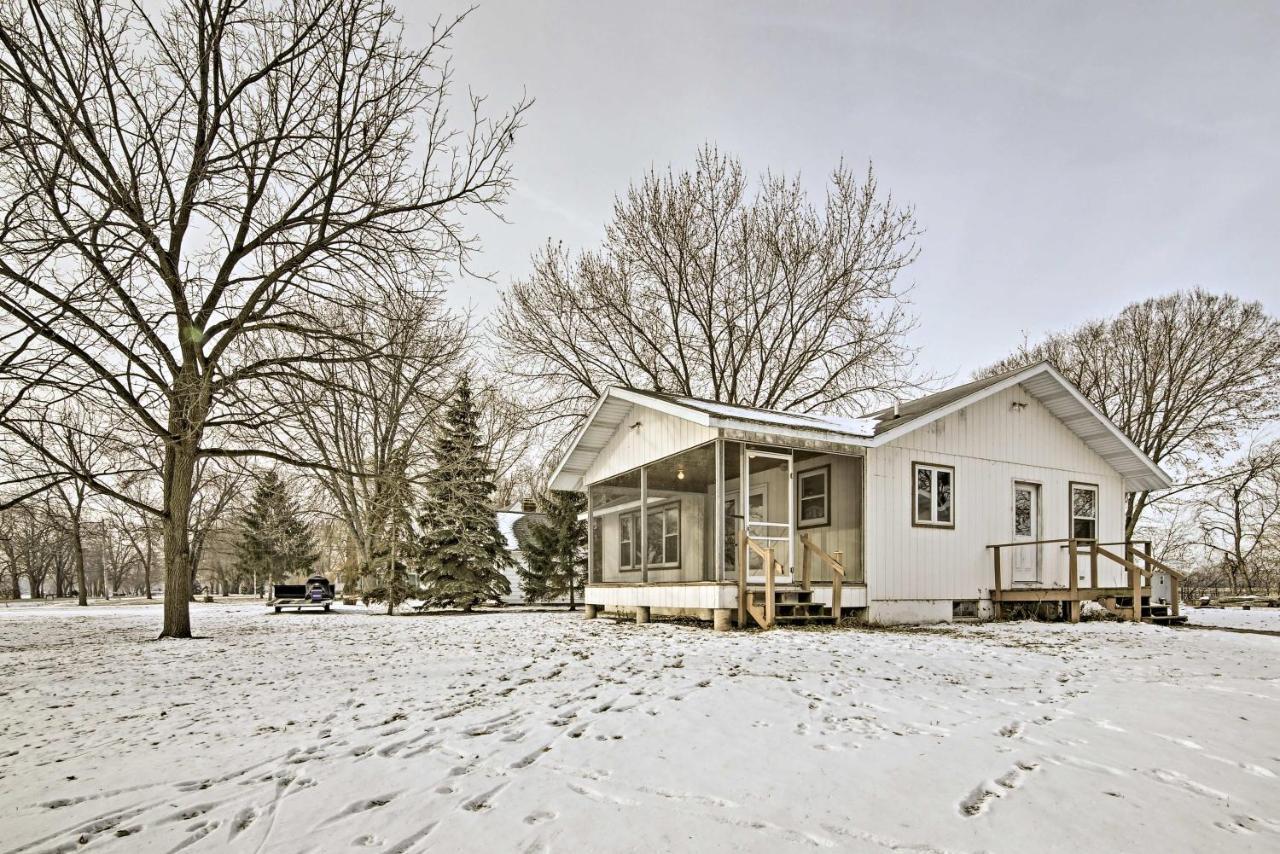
[1214, 814, 1280, 836]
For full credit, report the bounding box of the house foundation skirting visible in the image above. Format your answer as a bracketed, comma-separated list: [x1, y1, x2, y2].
[585, 583, 868, 613]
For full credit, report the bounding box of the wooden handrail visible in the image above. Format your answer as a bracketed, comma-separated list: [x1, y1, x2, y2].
[987, 537, 1077, 549]
[800, 533, 845, 622]
[1094, 545, 1145, 575]
[799, 534, 845, 578]
[1132, 550, 1186, 580]
[744, 537, 787, 577]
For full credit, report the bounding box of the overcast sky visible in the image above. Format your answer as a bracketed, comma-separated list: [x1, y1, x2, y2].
[402, 0, 1278, 385]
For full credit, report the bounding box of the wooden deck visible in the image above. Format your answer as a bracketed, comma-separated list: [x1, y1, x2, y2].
[987, 538, 1185, 624]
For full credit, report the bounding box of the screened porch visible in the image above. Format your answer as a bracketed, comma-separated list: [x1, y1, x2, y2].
[585, 440, 865, 596]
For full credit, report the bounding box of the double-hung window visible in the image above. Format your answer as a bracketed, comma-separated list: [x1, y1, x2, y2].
[796, 466, 830, 528]
[1070, 483, 1098, 542]
[645, 503, 680, 567]
[620, 504, 680, 569]
[619, 512, 639, 570]
[913, 462, 955, 528]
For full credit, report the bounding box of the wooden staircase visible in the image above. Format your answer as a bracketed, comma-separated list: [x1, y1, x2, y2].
[1104, 595, 1188, 625]
[744, 587, 838, 627]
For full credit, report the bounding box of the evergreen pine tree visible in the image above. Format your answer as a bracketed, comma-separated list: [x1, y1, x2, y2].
[235, 470, 320, 589]
[417, 376, 512, 610]
[517, 491, 586, 608]
[363, 453, 419, 615]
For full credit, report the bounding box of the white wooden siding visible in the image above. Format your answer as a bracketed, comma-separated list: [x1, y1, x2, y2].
[865, 383, 1127, 602]
[583, 404, 716, 486]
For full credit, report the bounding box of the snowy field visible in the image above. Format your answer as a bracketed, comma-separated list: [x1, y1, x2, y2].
[1184, 606, 1280, 633]
[2, 603, 1279, 853]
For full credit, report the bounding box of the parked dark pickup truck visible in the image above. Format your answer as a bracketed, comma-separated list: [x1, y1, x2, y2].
[269, 575, 335, 613]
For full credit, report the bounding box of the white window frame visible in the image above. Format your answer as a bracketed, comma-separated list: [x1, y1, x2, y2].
[645, 501, 680, 568]
[1069, 482, 1099, 543]
[912, 461, 955, 529]
[796, 465, 830, 529]
[619, 511, 639, 570]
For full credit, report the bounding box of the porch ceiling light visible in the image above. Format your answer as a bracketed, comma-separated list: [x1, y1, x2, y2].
[676, 464, 686, 480]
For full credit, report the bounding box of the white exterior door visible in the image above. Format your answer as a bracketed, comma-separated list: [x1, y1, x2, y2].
[1011, 482, 1040, 583]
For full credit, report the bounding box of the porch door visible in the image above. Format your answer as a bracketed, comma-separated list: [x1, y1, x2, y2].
[1011, 481, 1040, 583]
[724, 485, 766, 577]
[743, 449, 793, 583]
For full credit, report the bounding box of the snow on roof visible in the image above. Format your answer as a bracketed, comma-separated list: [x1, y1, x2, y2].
[622, 389, 878, 438]
[496, 511, 523, 551]
[548, 364, 1173, 493]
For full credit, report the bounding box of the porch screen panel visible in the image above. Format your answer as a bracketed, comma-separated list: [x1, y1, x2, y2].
[588, 468, 642, 583]
[721, 442, 743, 579]
[641, 442, 716, 582]
[794, 449, 864, 585]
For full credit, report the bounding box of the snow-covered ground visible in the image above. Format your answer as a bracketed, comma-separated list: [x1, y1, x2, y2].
[1184, 605, 1280, 632]
[2, 603, 1279, 853]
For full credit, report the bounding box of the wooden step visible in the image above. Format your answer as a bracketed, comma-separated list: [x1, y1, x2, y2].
[773, 615, 837, 626]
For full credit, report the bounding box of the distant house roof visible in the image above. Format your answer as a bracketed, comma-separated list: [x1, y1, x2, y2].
[497, 510, 545, 553]
[549, 363, 1173, 493]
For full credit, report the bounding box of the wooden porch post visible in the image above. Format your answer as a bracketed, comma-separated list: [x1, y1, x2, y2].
[1171, 574, 1181, 617]
[1067, 540, 1079, 623]
[832, 550, 843, 620]
[1089, 542, 1099, 590]
[801, 536, 812, 592]
[765, 547, 776, 628]
[1130, 561, 1141, 623]
[639, 466, 648, 585]
[714, 440, 725, 583]
[992, 546, 1002, 620]
[737, 527, 747, 628]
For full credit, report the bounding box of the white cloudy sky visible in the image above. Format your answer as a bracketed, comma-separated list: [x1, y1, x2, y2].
[401, 0, 1279, 383]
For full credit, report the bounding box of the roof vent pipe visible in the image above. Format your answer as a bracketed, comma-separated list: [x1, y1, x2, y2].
[892, 400, 900, 418]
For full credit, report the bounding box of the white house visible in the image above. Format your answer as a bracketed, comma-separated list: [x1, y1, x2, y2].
[549, 362, 1183, 628]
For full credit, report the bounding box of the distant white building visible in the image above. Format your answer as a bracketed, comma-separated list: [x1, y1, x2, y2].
[497, 503, 552, 605]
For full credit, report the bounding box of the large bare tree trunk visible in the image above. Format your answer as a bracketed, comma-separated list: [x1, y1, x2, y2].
[71, 517, 87, 607]
[161, 437, 199, 638]
[144, 534, 153, 600]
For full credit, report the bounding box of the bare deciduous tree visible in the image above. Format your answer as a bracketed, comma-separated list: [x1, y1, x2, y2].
[980, 290, 1280, 534]
[270, 287, 464, 585]
[0, 0, 525, 636]
[495, 146, 924, 440]
[1197, 440, 1280, 595]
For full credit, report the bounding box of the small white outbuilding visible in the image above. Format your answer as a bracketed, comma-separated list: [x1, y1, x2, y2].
[549, 361, 1182, 628]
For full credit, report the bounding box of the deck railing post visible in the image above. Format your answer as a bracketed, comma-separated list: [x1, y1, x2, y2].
[765, 547, 776, 628]
[1067, 538, 1077, 586]
[992, 546, 1003, 619]
[1068, 541, 1080, 623]
[737, 527, 747, 628]
[832, 550, 843, 621]
[1089, 541, 1099, 589]
[1130, 558, 1141, 623]
[801, 535, 812, 592]
[1067, 540, 1079, 623]
[1171, 574, 1181, 617]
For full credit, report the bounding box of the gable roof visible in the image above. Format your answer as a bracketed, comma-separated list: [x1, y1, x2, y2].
[863, 370, 1016, 436]
[867, 362, 1172, 491]
[615, 388, 878, 438]
[549, 363, 1173, 493]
